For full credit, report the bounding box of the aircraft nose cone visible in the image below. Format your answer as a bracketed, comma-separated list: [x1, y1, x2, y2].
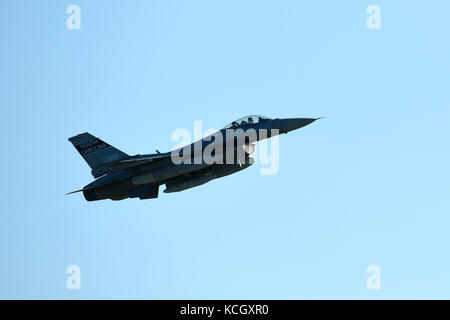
[281, 118, 318, 133]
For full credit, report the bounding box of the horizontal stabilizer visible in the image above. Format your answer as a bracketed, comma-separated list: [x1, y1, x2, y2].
[65, 184, 97, 196]
[65, 189, 83, 195]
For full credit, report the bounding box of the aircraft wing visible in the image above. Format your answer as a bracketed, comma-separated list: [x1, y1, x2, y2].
[98, 153, 172, 171]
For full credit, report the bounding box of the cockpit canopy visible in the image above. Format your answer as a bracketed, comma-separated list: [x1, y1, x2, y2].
[222, 115, 272, 129]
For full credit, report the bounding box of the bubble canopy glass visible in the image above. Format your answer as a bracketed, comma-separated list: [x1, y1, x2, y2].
[222, 115, 272, 129]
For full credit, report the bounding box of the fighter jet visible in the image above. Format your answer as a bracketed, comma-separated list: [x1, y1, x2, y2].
[67, 115, 320, 201]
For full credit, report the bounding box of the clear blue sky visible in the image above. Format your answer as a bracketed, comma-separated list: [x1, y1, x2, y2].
[1, 0, 449, 299]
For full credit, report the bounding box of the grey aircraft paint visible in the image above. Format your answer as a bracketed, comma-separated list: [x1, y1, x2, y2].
[67, 115, 320, 201]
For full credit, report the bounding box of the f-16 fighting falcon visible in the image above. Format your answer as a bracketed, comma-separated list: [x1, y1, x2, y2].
[67, 115, 321, 201]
